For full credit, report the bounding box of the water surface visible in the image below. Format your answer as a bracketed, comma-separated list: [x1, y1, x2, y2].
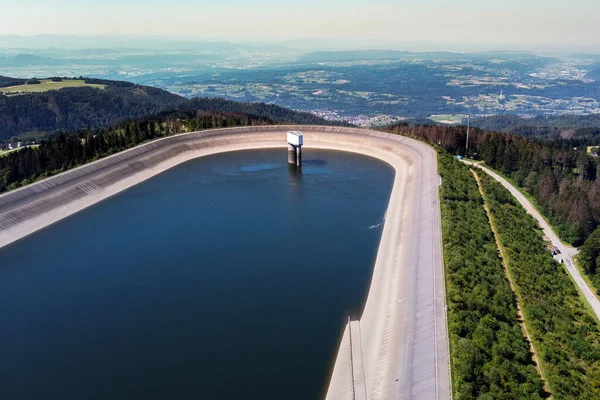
[0, 149, 394, 400]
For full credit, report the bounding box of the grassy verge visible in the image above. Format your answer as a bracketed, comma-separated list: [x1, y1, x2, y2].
[478, 171, 600, 399]
[439, 153, 545, 399]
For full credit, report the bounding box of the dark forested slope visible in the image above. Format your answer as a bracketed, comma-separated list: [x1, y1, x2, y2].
[0, 76, 27, 88]
[439, 154, 545, 398]
[386, 123, 600, 245]
[0, 104, 330, 192]
[187, 97, 333, 126]
[471, 114, 600, 145]
[0, 76, 333, 141]
[0, 77, 186, 140]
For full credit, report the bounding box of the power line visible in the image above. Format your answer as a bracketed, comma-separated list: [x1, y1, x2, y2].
[466, 114, 471, 155]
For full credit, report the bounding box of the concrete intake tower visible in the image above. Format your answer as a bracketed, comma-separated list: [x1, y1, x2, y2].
[287, 131, 303, 168]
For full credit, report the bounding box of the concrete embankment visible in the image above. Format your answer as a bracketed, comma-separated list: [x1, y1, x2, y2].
[0, 126, 450, 400]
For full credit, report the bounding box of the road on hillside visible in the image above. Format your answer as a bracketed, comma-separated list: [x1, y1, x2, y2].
[464, 161, 600, 321]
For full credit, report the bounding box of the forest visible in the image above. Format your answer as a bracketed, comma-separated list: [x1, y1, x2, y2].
[471, 114, 600, 145]
[0, 78, 186, 140]
[579, 228, 600, 292]
[439, 153, 545, 399]
[478, 170, 600, 399]
[0, 108, 316, 193]
[386, 123, 600, 246]
[186, 97, 334, 127]
[0, 76, 331, 141]
[0, 76, 26, 87]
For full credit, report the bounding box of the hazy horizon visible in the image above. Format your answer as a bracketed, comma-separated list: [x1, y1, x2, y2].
[2, 0, 600, 53]
[0, 34, 598, 55]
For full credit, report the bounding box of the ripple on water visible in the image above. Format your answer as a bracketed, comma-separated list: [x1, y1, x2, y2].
[240, 162, 281, 173]
[0, 149, 394, 400]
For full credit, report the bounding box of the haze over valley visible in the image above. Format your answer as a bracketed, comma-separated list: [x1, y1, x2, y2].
[2, 36, 600, 127]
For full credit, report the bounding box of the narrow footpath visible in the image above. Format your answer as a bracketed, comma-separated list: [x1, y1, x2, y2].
[471, 170, 551, 397]
[463, 160, 600, 323]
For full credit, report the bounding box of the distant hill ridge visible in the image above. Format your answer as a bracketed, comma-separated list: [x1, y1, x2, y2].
[471, 114, 600, 144]
[0, 76, 332, 141]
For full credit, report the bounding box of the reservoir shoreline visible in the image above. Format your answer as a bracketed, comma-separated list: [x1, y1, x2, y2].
[0, 126, 450, 399]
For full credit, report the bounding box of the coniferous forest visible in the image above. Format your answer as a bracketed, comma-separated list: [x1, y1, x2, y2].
[478, 171, 600, 399]
[0, 108, 327, 193]
[440, 152, 600, 399]
[439, 154, 546, 399]
[0, 77, 331, 141]
[387, 123, 600, 246]
[0, 79, 186, 140]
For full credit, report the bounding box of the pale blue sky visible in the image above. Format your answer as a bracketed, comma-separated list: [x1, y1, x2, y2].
[1, 0, 599, 49]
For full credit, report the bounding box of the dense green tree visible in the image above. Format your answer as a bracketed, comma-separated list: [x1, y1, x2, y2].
[0, 77, 336, 141]
[580, 228, 600, 278]
[387, 123, 600, 245]
[0, 106, 326, 193]
[439, 154, 545, 399]
[478, 171, 600, 399]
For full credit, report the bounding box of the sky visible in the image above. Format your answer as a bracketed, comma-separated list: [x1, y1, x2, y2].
[1, 0, 600, 51]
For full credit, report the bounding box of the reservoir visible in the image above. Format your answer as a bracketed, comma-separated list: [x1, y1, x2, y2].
[0, 148, 394, 400]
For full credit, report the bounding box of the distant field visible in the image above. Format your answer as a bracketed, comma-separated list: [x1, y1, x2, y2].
[0, 80, 106, 96]
[0, 145, 39, 157]
[427, 114, 464, 124]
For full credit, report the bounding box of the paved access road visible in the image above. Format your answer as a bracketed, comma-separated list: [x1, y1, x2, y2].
[465, 161, 600, 321]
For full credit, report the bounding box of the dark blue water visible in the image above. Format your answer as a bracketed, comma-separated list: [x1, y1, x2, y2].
[0, 149, 394, 400]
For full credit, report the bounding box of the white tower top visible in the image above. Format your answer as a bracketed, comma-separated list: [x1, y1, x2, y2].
[287, 131, 303, 146]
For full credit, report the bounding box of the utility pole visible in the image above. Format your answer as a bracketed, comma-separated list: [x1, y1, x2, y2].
[466, 114, 471, 156]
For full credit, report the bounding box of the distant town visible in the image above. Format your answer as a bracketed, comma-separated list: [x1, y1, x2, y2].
[2, 45, 600, 122]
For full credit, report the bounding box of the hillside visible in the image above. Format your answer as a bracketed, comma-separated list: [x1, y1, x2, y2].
[0, 103, 335, 192]
[0, 77, 186, 140]
[470, 114, 600, 144]
[586, 62, 600, 81]
[0, 76, 27, 87]
[0, 76, 332, 142]
[186, 97, 333, 126]
[0, 78, 107, 95]
[386, 122, 600, 245]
